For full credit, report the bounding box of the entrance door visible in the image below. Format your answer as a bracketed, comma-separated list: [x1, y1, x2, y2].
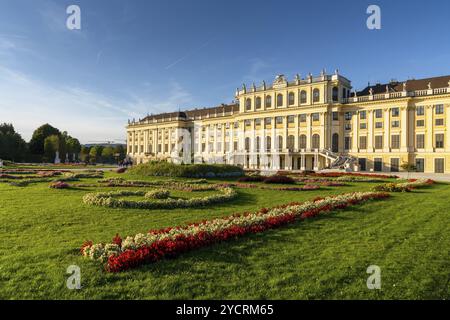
[374, 158, 382, 172]
[435, 158, 444, 173]
[415, 158, 424, 172]
[390, 158, 399, 172]
[359, 158, 367, 171]
[280, 156, 285, 170]
[332, 133, 339, 153]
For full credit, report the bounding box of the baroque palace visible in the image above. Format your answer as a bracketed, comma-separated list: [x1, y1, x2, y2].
[126, 70, 450, 173]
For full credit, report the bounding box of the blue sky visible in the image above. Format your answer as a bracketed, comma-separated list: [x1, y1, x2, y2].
[1, 0, 450, 143]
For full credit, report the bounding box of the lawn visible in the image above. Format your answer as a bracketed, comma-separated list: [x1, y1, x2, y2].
[0, 171, 448, 299]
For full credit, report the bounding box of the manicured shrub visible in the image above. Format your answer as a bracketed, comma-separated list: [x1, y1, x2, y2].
[263, 175, 296, 184]
[238, 176, 265, 183]
[49, 181, 70, 189]
[116, 167, 127, 174]
[128, 162, 244, 178]
[144, 189, 170, 199]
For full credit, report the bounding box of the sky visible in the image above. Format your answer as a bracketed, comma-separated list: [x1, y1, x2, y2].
[1, 0, 450, 143]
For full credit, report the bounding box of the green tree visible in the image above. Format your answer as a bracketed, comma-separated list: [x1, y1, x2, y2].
[66, 137, 82, 161]
[80, 146, 90, 163]
[114, 145, 126, 162]
[0, 123, 28, 162]
[28, 124, 61, 161]
[101, 146, 115, 163]
[43, 135, 60, 163]
[89, 147, 98, 164]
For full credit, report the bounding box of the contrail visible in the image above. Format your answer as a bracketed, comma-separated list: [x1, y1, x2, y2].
[165, 38, 213, 70]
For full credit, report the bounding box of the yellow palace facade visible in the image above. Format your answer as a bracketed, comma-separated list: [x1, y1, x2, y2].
[126, 71, 450, 173]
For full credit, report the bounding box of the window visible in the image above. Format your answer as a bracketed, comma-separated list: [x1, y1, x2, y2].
[360, 111, 367, 120]
[255, 118, 261, 126]
[312, 134, 320, 149]
[345, 112, 353, 120]
[256, 137, 260, 152]
[299, 114, 307, 123]
[359, 136, 367, 149]
[266, 136, 271, 151]
[288, 92, 295, 106]
[375, 122, 383, 129]
[416, 120, 424, 127]
[244, 119, 251, 126]
[313, 89, 320, 103]
[265, 95, 272, 108]
[276, 94, 283, 107]
[245, 98, 252, 111]
[435, 104, 444, 115]
[375, 109, 382, 118]
[287, 135, 295, 151]
[234, 121, 239, 129]
[374, 158, 383, 172]
[332, 87, 339, 102]
[245, 137, 250, 152]
[255, 97, 262, 109]
[345, 124, 352, 131]
[299, 135, 307, 149]
[416, 106, 424, 116]
[390, 158, 399, 172]
[344, 137, 352, 150]
[275, 116, 283, 125]
[436, 118, 444, 126]
[415, 158, 424, 172]
[287, 115, 295, 124]
[435, 134, 444, 148]
[300, 90, 307, 104]
[391, 108, 399, 117]
[435, 158, 444, 173]
[392, 120, 400, 128]
[264, 118, 271, 126]
[277, 137, 284, 153]
[391, 135, 400, 149]
[312, 113, 320, 121]
[332, 112, 339, 121]
[416, 134, 425, 149]
[360, 123, 367, 130]
[375, 135, 383, 149]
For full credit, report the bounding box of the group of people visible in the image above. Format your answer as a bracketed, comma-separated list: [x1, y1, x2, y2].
[119, 159, 133, 168]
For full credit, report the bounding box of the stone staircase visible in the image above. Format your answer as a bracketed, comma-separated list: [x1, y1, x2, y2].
[319, 149, 358, 170]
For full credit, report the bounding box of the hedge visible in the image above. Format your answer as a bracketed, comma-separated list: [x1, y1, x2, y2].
[128, 162, 244, 178]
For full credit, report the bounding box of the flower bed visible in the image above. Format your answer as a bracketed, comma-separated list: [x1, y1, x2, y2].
[373, 179, 434, 192]
[310, 172, 398, 179]
[81, 191, 390, 271]
[144, 189, 170, 199]
[335, 176, 383, 182]
[82, 186, 237, 209]
[217, 183, 320, 191]
[49, 181, 70, 189]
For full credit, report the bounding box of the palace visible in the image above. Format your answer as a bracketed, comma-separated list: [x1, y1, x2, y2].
[126, 70, 450, 173]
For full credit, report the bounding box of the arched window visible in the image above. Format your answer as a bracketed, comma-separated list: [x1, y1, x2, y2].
[256, 136, 260, 152]
[288, 92, 295, 106]
[265, 95, 272, 108]
[245, 98, 252, 110]
[277, 136, 283, 151]
[245, 137, 250, 152]
[313, 89, 320, 103]
[332, 133, 339, 153]
[287, 135, 295, 151]
[332, 87, 339, 102]
[255, 97, 261, 109]
[266, 136, 271, 151]
[300, 90, 307, 104]
[312, 134, 320, 149]
[299, 135, 307, 149]
[276, 94, 283, 107]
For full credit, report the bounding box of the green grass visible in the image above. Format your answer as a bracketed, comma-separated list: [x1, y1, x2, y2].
[0, 172, 448, 299]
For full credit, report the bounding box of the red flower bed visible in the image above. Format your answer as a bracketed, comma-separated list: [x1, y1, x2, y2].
[103, 192, 389, 272]
[262, 175, 296, 184]
[49, 181, 70, 189]
[116, 167, 127, 174]
[309, 172, 398, 179]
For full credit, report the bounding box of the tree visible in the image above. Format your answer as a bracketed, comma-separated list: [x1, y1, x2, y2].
[101, 146, 115, 163]
[401, 162, 417, 179]
[89, 147, 98, 164]
[43, 135, 60, 163]
[114, 145, 126, 162]
[29, 124, 61, 161]
[80, 146, 90, 163]
[0, 123, 28, 162]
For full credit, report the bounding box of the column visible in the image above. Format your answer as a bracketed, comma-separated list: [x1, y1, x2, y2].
[400, 107, 408, 152]
[425, 105, 434, 152]
[384, 108, 390, 152]
[306, 114, 312, 150]
[367, 110, 374, 152]
[352, 111, 359, 153]
[320, 112, 325, 150]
